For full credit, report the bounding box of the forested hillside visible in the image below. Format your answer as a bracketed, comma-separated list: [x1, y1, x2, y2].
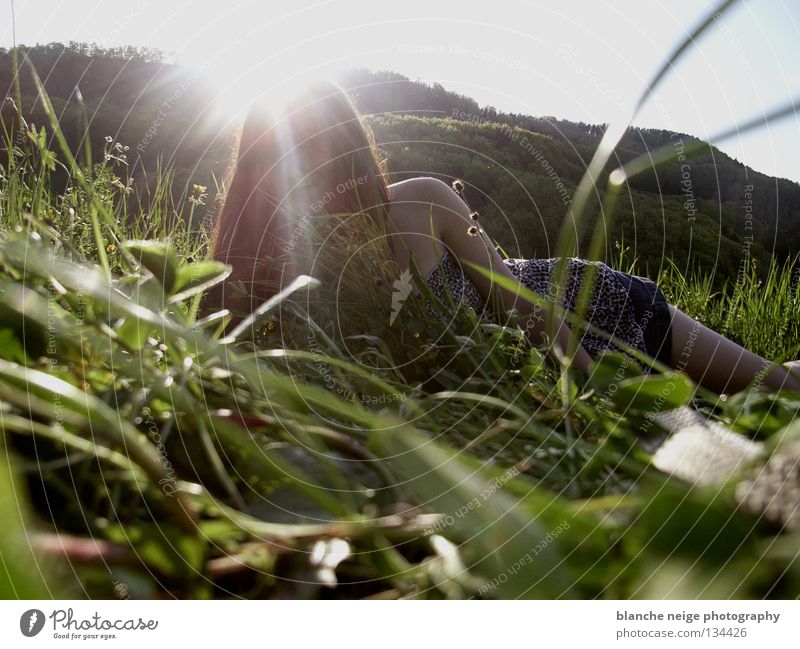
[2, 44, 798, 281]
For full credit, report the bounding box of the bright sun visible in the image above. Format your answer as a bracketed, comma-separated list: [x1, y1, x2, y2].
[202, 58, 323, 123]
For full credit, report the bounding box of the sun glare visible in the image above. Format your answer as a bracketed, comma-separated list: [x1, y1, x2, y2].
[203, 61, 322, 124]
[197, 59, 337, 237]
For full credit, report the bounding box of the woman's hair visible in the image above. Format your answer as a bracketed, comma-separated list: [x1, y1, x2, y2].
[203, 80, 390, 320]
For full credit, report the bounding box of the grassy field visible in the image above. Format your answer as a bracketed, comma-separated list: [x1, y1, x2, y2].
[3, 9, 800, 598]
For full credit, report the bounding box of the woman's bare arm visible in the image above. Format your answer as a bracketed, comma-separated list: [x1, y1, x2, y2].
[417, 177, 593, 372]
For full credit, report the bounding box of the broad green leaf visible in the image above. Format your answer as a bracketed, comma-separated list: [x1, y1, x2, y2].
[0, 281, 83, 360]
[0, 444, 62, 598]
[124, 240, 180, 294]
[588, 351, 642, 393]
[115, 314, 152, 350]
[170, 260, 232, 303]
[724, 390, 800, 439]
[0, 328, 28, 364]
[610, 372, 694, 412]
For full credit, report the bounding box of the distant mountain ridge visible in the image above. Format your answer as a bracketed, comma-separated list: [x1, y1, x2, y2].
[338, 69, 799, 277]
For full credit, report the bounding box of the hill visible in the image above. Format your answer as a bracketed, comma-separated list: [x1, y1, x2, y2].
[2, 44, 798, 281]
[340, 69, 799, 278]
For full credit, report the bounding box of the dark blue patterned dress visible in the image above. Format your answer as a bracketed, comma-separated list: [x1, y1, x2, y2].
[423, 250, 672, 364]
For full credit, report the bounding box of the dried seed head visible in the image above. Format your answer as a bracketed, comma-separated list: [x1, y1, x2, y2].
[469, 211, 479, 221]
[451, 179, 464, 193]
[467, 226, 479, 237]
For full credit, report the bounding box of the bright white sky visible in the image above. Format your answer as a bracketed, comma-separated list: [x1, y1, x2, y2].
[3, 0, 800, 182]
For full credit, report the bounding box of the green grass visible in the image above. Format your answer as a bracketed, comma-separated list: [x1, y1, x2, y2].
[3, 1, 800, 599]
[654, 256, 800, 362]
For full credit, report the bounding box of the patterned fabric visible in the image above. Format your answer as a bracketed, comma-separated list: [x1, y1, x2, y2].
[423, 249, 650, 359]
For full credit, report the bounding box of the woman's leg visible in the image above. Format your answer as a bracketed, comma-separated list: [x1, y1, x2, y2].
[668, 305, 800, 394]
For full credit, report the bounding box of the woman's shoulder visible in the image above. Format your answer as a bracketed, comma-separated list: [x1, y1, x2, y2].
[387, 176, 454, 202]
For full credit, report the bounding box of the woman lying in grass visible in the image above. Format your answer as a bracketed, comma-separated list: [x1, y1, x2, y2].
[203, 80, 800, 395]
